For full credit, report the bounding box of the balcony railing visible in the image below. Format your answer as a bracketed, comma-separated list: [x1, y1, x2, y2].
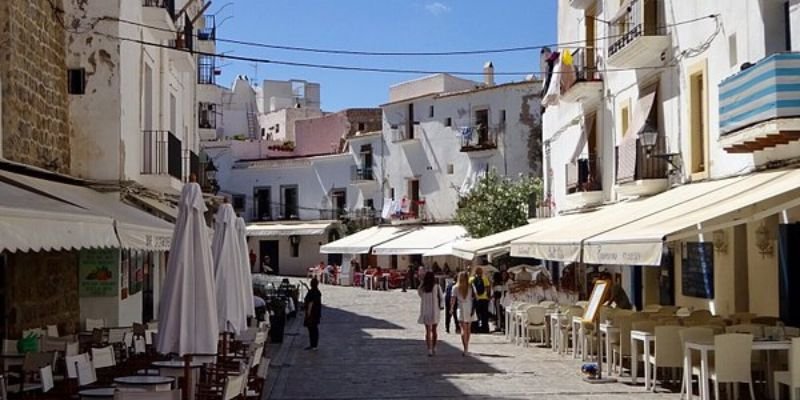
[608, 0, 665, 59]
[615, 135, 668, 184]
[143, 0, 175, 20]
[351, 166, 374, 181]
[571, 48, 599, 83]
[566, 156, 602, 194]
[460, 126, 498, 152]
[390, 200, 427, 223]
[198, 15, 216, 41]
[142, 130, 182, 181]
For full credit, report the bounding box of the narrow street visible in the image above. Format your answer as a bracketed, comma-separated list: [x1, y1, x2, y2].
[264, 283, 679, 400]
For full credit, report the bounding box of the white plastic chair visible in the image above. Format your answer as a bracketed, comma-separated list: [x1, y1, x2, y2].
[90, 346, 116, 369]
[680, 327, 715, 398]
[45, 325, 58, 337]
[646, 325, 683, 390]
[524, 306, 547, 346]
[66, 353, 97, 387]
[85, 318, 105, 331]
[40, 365, 54, 393]
[114, 389, 182, 399]
[223, 374, 246, 400]
[774, 337, 800, 400]
[710, 333, 756, 400]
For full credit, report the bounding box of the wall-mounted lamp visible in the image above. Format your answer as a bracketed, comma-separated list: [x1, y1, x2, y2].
[712, 230, 728, 254]
[755, 223, 774, 258]
[640, 124, 682, 172]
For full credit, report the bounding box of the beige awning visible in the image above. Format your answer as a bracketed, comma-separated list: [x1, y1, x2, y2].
[246, 221, 337, 237]
[510, 177, 744, 263]
[320, 226, 413, 254]
[372, 225, 467, 255]
[126, 194, 179, 222]
[584, 168, 800, 265]
[453, 219, 552, 260]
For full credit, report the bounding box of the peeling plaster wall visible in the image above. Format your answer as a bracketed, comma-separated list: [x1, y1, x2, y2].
[381, 81, 543, 222]
[0, 0, 72, 173]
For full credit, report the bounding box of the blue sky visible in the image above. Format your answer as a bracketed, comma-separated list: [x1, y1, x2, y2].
[215, 1, 557, 111]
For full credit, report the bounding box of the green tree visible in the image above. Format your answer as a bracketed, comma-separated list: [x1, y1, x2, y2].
[454, 171, 542, 238]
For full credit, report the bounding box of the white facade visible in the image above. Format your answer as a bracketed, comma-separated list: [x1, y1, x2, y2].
[255, 79, 323, 142]
[381, 74, 543, 222]
[65, 0, 211, 193]
[545, 0, 800, 316]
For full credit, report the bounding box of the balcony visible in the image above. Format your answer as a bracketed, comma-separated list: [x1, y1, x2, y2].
[350, 166, 378, 189]
[391, 125, 421, 145]
[570, 0, 596, 10]
[607, 0, 670, 68]
[197, 15, 216, 54]
[560, 48, 603, 108]
[565, 156, 603, 208]
[459, 126, 498, 157]
[142, 0, 176, 41]
[141, 130, 183, 192]
[614, 135, 668, 198]
[198, 102, 218, 141]
[198, 55, 217, 85]
[390, 200, 427, 225]
[719, 52, 800, 154]
[168, 16, 194, 72]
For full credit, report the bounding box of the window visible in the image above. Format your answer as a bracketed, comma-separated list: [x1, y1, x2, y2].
[447, 164, 454, 175]
[406, 103, 415, 139]
[474, 109, 490, 144]
[254, 187, 271, 221]
[357, 122, 366, 131]
[620, 102, 630, 137]
[445, 117, 452, 127]
[232, 195, 245, 212]
[330, 189, 346, 218]
[198, 55, 215, 85]
[198, 102, 217, 129]
[67, 68, 86, 95]
[499, 109, 506, 124]
[429, 105, 435, 118]
[389, 187, 395, 200]
[280, 185, 299, 220]
[408, 179, 420, 216]
[689, 63, 708, 175]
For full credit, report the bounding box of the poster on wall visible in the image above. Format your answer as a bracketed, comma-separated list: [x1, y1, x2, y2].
[79, 249, 119, 298]
[120, 250, 129, 300]
[130, 251, 144, 295]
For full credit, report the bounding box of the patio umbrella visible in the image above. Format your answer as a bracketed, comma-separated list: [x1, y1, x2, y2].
[156, 181, 218, 400]
[212, 203, 248, 335]
[236, 216, 256, 318]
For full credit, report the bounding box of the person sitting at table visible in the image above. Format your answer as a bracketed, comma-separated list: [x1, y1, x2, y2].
[432, 262, 442, 274]
[443, 263, 452, 276]
[603, 278, 632, 310]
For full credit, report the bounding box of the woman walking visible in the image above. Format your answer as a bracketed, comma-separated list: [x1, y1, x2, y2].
[304, 278, 322, 350]
[418, 271, 443, 356]
[453, 271, 477, 356]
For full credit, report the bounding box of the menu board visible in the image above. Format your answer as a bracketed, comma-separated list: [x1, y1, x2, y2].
[582, 280, 609, 323]
[682, 242, 714, 299]
[79, 249, 119, 298]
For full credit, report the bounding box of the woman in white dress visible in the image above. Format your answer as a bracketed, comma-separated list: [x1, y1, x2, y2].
[452, 271, 477, 356]
[418, 271, 443, 356]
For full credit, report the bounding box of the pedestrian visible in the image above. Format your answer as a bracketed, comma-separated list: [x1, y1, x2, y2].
[452, 271, 476, 356]
[444, 277, 460, 334]
[261, 255, 273, 274]
[249, 249, 257, 273]
[469, 267, 491, 333]
[418, 271, 443, 357]
[303, 278, 322, 350]
[491, 271, 504, 333]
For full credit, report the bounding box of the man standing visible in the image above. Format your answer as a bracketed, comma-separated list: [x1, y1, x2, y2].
[304, 278, 322, 350]
[469, 267, 491, 333]
[444, 278, 460, 334]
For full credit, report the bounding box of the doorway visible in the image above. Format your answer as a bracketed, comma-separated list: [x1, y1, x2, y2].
[327, 231, 342, 266]
[408, 179, 420, 217]
[259, 240, 279, 275]
[254, 187, 271, 221]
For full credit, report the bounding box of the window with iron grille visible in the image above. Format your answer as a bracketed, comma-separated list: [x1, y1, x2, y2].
[198, 55, 215, 85]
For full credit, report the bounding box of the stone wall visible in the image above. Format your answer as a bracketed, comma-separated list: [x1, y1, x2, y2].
[6, 250, 80, 337]
[0, 0, 71, 173]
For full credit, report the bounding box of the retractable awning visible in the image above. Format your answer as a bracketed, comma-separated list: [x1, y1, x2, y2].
[0, 171, 174, 251]
[246, 221, 336, 237]
[372, 225, 467, 255]
[320, 226, 413, 254]
[423, 239, 468, 257]
[0, 180, 117, 253]
[510, 177, 745, 263]
[584, 168, 800, 265]
[126, 194, 179, 222]
[452, 218, 583, 260]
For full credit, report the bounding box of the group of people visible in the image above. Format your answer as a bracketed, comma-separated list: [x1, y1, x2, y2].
[417, 266, 496, 356]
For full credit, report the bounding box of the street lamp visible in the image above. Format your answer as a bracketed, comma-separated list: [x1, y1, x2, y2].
[639, 124, 682, 172]
[204, 159, 218, 193]
[212, 2, 234, 15]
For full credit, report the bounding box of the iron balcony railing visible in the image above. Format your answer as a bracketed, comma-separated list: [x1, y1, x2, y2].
[351, 166, 374, 181]
[615, 134, 668, 184]
[570, 47, 600, 82]
[142, 130, 182, 181]
[459, 126, 498, 152]
[565, 156, 602, 194]
[198, 55, 216, 85]
[143, 0, 175, 20]
[198, 14, 216, 41]
[608, 0, 665, 58]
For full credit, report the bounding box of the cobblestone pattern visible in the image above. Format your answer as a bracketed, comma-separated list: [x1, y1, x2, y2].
[266, 283, 680, 399]
[0, 0, 72, 173]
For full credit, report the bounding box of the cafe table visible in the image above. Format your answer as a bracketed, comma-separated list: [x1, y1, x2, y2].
[114, 375, 175, 392]
[78, 387, 115, 399]
[684, 338, 791, 400]
[152, 360, 203, 399]
[598, 323, 620, 375]
[629, 330, 655, 389]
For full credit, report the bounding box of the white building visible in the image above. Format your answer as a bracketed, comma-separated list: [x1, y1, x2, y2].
[539, 0, 800, 318]
[256, 79, 323, 142]
[381, 71, 543, 223]
[62, 0, 216, 325]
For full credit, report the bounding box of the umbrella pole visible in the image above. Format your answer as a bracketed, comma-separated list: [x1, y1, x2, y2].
[183, 354, 192, 400]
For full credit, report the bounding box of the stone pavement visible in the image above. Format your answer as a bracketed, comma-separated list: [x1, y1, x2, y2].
[264, 283, 680, 399]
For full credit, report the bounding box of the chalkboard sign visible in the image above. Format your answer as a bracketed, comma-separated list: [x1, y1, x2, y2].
[682, 242, 714, 299]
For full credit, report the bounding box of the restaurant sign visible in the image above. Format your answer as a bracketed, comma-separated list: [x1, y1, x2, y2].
[79, 249, 119, 297]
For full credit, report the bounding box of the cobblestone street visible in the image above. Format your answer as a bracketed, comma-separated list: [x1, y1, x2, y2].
[264, 283, 680, 399]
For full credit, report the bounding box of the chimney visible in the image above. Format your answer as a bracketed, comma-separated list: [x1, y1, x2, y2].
[483, 61, 495, 87]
